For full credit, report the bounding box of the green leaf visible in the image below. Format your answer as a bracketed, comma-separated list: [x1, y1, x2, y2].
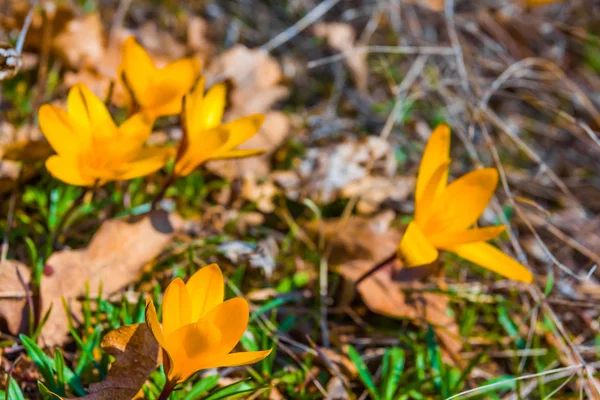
[182, 375, 219, 400]
[346, 345, 380, 400]
[383, 348, 404, 400]
[7, 376, 25, 400]
[54, 348, 66, 395]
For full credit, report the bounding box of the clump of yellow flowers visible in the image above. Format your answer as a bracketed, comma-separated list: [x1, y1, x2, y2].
[397, 124, 533, 283]
[146, 264, 271, 397]
[38, 37, 265, 189]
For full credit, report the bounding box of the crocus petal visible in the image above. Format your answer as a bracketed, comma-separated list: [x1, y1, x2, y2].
[184, 78, 205, 139]
[119, 113, 154, 141]
[428, 226, 506, 249]
[67, 84, 116, 135]
[45, 156, 94, 186]
[415, 124, 450, 203]
[397, 222, 439, 268]
[186, 264, 224, 321]
[121, 37, 157, 106]
[199, 297, 249, 356]
[143, 57, 201, 117]
[424, 168, 498, 235]
[449, 242, 533, 283]
[216, 114, 265, 153]
[38, 105, 84, 157]
[196, 83, 226, 131]
[201, 349, 272, 370]
[164, 321, 222, 383]
[173, 127, 230, 176]
[162, 278, 193, 337]
[210, 148, 266, 160]
[117, 147, 172, 180]
[144, 300, 169, 351]
[414, 161, 450, 226]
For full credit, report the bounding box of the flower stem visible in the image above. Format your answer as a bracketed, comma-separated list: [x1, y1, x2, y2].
[354, 252, 396, 286]
[151, 173, 176, 212]
[157, 380, 176, 400]
[52, 188, 90, 249]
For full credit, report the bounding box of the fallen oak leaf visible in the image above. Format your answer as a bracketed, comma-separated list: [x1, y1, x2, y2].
[0, 261, 31, 335]
[306, 211, 462, 362]
[64, 323, 161, 400]
[38, 211, 184, 347]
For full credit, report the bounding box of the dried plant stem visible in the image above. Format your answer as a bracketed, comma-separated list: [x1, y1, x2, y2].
[355, 252, 396, 286]
[157, 380, 177, 400]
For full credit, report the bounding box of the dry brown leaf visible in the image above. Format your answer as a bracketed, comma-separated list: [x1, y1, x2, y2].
[53, 13, 104, 69]
[307, 212, 462, 360]
[314, 23, 367, 93]
[275, 136, 400, 207]
[66, 323, 161, 400]
[38, 211, 183, 346]
[0, 261, 31, 335]
[204, 45, 290, 179]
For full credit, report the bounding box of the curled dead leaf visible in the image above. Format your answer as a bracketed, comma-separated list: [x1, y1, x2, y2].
[0, 261, 31, 335]
[37, 211, 183, 346]
[66, 323, 161, 400]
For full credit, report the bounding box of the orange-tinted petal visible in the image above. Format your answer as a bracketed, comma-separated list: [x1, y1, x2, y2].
[201, 349, 272, 370]
[449, 241, 534, 283]
[38, 105, 84, 157]
[423, 168, 498, 235]
[415, 124, 450, 203]
[173, 127, 230, 176]
[163, 321, 222, 383]
[215, 114, 265, 154]
[210, 148, 266, 160]
[162, 278, 193, 337]
[45, 155, 94, 186]
[199, 297, 249, 356]
[144, 300, 169, 351]
[186, 264, 224, 321]
[428, 226, 505, 249]
[397, 222, 439, 268]
[119, 113, 154, 141]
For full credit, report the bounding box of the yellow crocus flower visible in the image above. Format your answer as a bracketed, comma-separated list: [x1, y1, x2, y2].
[145, 264, 272, 390]
[397, 124, 533, 283]
[173, 78, 265, 177]
[38, 84, 172, 186]
[120, 37, 201, 118]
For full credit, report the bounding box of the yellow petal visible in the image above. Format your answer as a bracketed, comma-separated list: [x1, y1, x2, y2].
[162, 278, 193, 337]
[424, 168, 498, 235]
[216, 114, 265, 153]
[201, 349, 272, 370]
[163, 321, 222, 383]
[186, 264, 224, 321]
[68, 84, 116, 135]
[119, 112, 154, 141]
[38, 105, 85, 157]
[144, 57, 201, 117]
[199, 297, 249, 356]
[397, 222, 439, 268]
[197, 83, 226, 131]
[120, 37, 157, 107]
[449, 242, 533, 283]
[117, 147, 172, 180]
[428, 226, 505, 249]
[414, 160, 450, 226]
[415, 124, 450, 203]
[210, 148, 266, 160]
[173, 127, 230, 176]
[184, 78, 205, 137]
[144, 300, 169, 351]
[45, 155, 94, 186]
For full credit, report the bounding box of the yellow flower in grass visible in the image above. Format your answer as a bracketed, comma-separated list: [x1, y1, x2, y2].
[397, 124, 533, 283]
[173, 79, 265, 176]
[145, 264, 272, 387]
[120, 37, 201, 118]
[39, 84, 171, 186]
